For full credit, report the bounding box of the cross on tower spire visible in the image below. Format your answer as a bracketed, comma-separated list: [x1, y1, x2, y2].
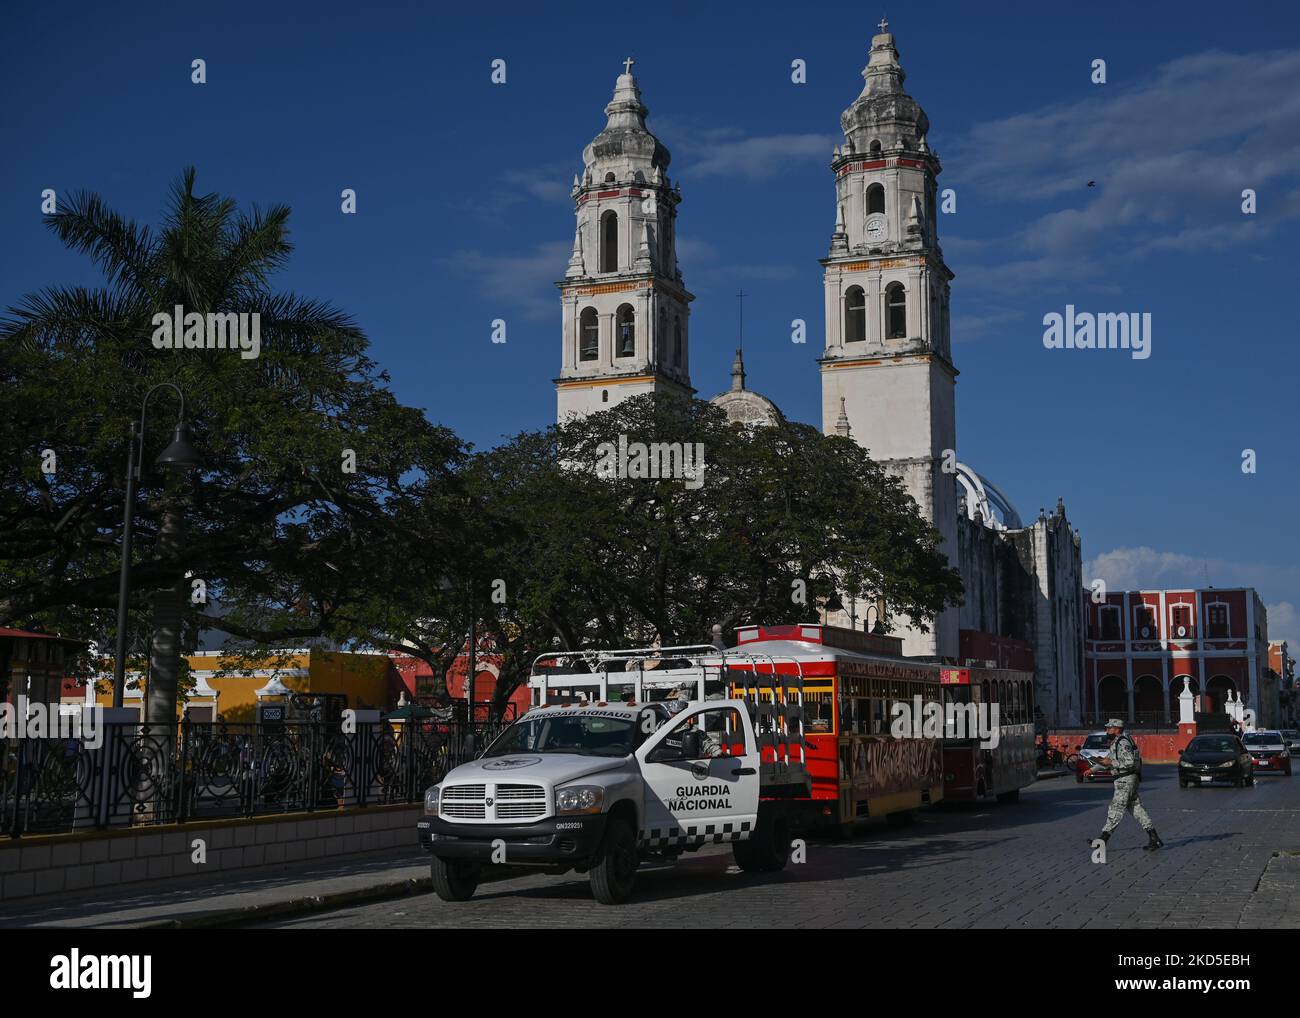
[623, 56, 635, 74]
[877, 16, 889, 33]
[737, 289, 745, 352]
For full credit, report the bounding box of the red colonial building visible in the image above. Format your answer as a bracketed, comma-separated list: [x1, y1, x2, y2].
[1083, 587, 1271, 727]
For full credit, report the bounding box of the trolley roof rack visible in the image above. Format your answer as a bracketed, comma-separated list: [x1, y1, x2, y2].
[529, 644, 809, 770]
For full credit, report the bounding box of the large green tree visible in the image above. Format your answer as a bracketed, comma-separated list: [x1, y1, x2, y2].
[443, 393, 964, 708]
[0, 169, 465, 718]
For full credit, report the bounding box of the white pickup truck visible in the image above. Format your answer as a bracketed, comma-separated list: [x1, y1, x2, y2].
[418, 650, 810, 904]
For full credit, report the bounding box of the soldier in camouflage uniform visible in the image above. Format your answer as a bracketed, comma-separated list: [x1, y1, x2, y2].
[1092, 718, 1163, 850]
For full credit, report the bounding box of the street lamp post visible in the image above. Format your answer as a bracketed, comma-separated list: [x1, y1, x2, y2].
[111, 383, 201, 709]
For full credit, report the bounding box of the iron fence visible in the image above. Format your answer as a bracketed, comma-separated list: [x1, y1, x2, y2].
[0, 716, 509, 838]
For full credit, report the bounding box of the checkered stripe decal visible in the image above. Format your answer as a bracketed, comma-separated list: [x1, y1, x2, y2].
[639, 820, 753, 849]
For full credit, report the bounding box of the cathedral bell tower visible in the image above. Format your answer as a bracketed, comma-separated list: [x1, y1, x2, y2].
[556, 60, 695, 422]
[819, 23, 958, 659]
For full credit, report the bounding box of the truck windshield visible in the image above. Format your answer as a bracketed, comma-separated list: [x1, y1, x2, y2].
[483, 714, 637, 758]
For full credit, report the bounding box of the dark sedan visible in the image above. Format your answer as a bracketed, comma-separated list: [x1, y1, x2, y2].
[1178, 734, 1253, 787]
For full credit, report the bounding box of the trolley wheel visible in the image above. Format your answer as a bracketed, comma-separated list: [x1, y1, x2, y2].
[885, 809, 915, 828]
[589, 817, 639, 904]
[431, 856, 480, 902]
[996, 789, 1020, 804]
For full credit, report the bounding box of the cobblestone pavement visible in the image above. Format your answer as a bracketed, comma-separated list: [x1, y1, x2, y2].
[267, 765, 1300, 929]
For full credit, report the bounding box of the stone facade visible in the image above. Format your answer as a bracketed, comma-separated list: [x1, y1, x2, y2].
[816, 27, 957, 659]
[556, 63, 694, 421]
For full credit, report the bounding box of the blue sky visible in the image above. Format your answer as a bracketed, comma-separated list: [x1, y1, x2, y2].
[3, 1, 1298, 642]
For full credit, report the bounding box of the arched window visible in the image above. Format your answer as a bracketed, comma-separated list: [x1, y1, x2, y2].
[600, 211, 618, 273]
[673, 318, 683, 364]
[885, 282, 907, 339]
[579, 307, 599, 361]
[869, 139, 882, 157]
[844, 286, 866, 342]
[866, 183, 885, 215]
[601, 389, 609, 403]
[616, 304, 635, 357]
[604, 172, 616, 183]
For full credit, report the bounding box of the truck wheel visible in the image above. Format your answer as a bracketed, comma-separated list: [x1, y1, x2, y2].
[996, 789, 1020, 803]
[589, 818, 638, 905]
[734, 811, 791, 873]
[431, 856, 480, 902]
[885, 809, 915, 828]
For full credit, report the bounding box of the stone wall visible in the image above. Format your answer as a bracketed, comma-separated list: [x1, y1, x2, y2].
[0, 804, 421, 903]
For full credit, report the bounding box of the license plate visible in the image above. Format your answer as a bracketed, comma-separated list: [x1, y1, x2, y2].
[1199, 775, 1213, 783]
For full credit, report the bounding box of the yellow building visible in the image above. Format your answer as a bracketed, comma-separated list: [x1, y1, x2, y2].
[90, 647, 397, 723]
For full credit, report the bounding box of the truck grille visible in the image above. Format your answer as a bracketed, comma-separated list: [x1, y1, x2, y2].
[439, 782, 548, 823]
[495, 802, 546, 819]
[495, 783, 546, 800]
[441, 801, 487, 819]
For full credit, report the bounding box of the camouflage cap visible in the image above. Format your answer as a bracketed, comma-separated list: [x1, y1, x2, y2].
[1105, 718, 1126, 729]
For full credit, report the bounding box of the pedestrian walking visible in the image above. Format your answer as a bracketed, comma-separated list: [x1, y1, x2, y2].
[1091, 718, 1163, 850]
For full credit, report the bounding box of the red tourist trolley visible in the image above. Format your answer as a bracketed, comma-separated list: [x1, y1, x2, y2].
[939, 666, 1037, 802]
[727, 624, 944, 829]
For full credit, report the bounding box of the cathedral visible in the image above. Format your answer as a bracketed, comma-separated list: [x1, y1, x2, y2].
[554, 27, 1086, 726]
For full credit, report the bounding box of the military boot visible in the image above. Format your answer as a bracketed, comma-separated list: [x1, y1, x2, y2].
[1142, 829, 1164, 851]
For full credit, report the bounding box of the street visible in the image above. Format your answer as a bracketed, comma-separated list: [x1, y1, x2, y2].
[265, 766, 1300, 929]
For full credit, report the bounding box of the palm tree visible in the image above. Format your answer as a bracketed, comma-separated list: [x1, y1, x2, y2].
[1, 167, 372, 725]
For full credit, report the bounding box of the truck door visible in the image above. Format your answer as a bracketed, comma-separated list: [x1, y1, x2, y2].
[636, 702, 760, 850]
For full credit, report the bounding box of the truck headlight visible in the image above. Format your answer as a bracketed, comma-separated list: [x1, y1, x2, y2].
[556, 785, 604, 814]
[423, 786, 440, 817]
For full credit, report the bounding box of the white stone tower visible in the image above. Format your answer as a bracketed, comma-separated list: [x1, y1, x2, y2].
[556, 60, 695, 421]
[819, 23, 958, 659]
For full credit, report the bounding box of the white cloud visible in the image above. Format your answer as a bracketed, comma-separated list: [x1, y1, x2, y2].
[945, 47, 1300, 308]
[655, 120, 836, 182]
[441, 240, 570, 322]
[1265, 602, 1299, 651]
[1084, 545, 1300, 646]
[460, 164, 574, 222]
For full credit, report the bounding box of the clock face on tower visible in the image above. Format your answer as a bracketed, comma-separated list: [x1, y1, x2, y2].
[865, 213, 887, 242]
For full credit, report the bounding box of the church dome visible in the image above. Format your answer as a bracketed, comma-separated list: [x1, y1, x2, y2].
[840, 25, 930, 155]
[954, 462, 1024, 531]
[709, 349, 782, 426]
[583, 64, 671, 180]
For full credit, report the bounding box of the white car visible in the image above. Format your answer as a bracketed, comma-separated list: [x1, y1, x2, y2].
[1076, 731, 1114, 781]
[1242, 730, 1293, 775]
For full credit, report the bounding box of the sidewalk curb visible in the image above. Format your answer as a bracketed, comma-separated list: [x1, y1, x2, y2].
[133, 875, 434, 929]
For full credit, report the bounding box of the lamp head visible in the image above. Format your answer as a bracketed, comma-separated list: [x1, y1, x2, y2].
[155, 423, 201, 472]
